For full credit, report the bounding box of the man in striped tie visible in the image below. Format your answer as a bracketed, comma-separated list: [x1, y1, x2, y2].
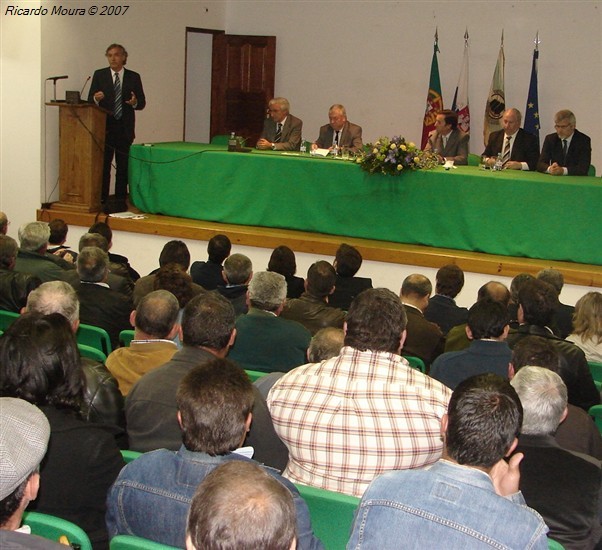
[256, 97, 303, 151]
[89, 44, 146, 212]
[483, 108, 540, 171]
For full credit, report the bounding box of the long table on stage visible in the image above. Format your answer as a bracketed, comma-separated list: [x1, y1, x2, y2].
[129, 142, 601, 266]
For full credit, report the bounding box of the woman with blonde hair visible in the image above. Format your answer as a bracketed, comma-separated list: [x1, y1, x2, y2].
[568, 292, 602, 363]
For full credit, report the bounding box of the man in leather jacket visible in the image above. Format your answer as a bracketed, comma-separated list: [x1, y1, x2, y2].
[0, 235, 41, 312]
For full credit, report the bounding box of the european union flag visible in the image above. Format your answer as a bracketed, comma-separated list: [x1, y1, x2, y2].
[524, 45, 540, 148]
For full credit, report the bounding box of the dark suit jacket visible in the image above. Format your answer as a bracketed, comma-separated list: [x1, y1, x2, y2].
[483, 128, 540, 171]
[259, 114, 303, 151]
[315, 121, 363, 152]
[424, 127, 469, 165]
[74, 281, 134, 350]
[507, 324, 600, 411]
[537, 129, 592, 176]
[423, 294, 469, 336]
[516, 434, 602, 550]
[402, 304, 445, 368]
[329, 274, 372, 310]
[88, 67, 146, 142]
[64, 269, 133, 299]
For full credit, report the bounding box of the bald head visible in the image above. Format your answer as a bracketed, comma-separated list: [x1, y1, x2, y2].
[400, 274, 432, 312]
[477, 281, 511, 307]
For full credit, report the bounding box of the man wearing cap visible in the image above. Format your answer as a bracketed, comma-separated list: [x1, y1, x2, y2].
[0, 398, 63, 548]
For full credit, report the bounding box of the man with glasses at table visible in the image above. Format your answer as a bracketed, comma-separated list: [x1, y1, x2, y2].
[256, 97, 303, 151]
[537, 109, 591, 176]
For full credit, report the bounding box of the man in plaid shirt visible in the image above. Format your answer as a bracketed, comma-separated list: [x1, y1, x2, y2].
[267, 288, 452, 497]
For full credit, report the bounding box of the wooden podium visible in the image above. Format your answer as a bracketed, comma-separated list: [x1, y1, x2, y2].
[47, 102, 107, 212]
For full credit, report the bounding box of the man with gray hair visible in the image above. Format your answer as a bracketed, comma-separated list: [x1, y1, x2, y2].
[312, 104, 363, 153]
[537, 109, 592, 176]
[512, 366, 602, 548]
[308, 327, 344, 363]
[0, 235, 41, 312]
[216, 253, 252, 316]
[229, 271, 310, 373]
[72, 246, 133, 350]
[106, 290, 179, 395]
[14, 222, 73, 282]
[257, 97, 303, 151]
[25, 281, 125, 430]
[0, 398, 62, 548]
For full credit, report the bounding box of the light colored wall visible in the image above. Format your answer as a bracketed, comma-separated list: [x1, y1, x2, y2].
[0, 0, 599, 304]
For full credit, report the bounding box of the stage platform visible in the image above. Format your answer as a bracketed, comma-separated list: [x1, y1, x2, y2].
[37, 206, 601, 288]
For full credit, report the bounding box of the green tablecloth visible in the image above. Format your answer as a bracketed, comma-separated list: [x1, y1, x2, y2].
[129, 142, 601, 266]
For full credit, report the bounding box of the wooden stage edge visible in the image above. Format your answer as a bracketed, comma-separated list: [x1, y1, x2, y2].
[37, 207, 602, 288]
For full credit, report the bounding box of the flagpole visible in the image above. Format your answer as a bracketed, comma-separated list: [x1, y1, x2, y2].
[421, 29, 444, 149]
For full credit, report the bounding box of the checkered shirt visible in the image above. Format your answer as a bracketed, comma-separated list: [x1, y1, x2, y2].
[267, 346, 452, 497]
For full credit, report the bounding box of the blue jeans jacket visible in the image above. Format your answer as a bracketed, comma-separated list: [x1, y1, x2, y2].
[106, 447, 323, 550]
[347, 460, 549, 550]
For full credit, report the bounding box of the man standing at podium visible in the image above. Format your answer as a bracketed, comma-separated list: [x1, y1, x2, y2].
[89, 43, 145, 213]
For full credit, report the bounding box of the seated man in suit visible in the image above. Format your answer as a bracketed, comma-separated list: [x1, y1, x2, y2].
[537, 109, 592, 176]
[423, 109, 469, 165]
[483, 108, 539, 171]
[424, 264, 469, 336]
[190, 234, 231, 291]
[216, 253, 252, 317]
[256, 97, 302, 151]
[0, 235, 41, 312]
[512, 366, 602, 549]
[311, 104, 363, 153]
[329, 243, 372, 310]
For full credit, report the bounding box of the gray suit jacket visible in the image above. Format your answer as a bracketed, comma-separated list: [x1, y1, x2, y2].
[315, 121, 363, 152]
[259, 114, 303, 151]
[424, 127, 469, 165]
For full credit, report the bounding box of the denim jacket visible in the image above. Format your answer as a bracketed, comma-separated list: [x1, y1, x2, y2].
[106, 446, 323, 550]
[347, 460, 549, 550]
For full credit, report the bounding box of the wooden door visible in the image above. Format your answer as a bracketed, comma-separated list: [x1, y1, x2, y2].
[211, 33, 276, 146]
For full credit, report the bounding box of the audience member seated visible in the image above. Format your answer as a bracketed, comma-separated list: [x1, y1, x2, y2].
[507, 273, 535, 328]
[186, 461, 298, 550]
[229, 271, 311, 373]
[63, 233, 134, 298]
[0, 211, 8, 235]
[106, 290, 179, 395]
[507, 279, 599, 411]
[568, 291, 602, 363]
[125, 292, 288, 470]
[269, 288, 451, 497]
[512, 367, 602, 549]
[445, 280, 511, 352]
[0, 313, 124, 549]
[400, 273, 444, 368]
[72, 247, 134, 351]
[268, 245, 305, 299]
[537, 268, 574, 338]
[348, 374, 548, 549]
[0, 235, 41, 312]
[47, 218, 76, 264]
[25, 281, 125, 429]
[280, 261, 345, 335]
[423, 263, 468, 336]
[431, 300, 511, 389]
[216, 253, 252, 316]
[108, 359, 322, 550]
[134, 240, 205, 306]
[0, 397, 60, 550]
[14, 222, 73, 283]
[329, 243, 372, 310]
[190, 234, 231, 290]
[509, 336, 602, 460]
[89, 221, 140, 281]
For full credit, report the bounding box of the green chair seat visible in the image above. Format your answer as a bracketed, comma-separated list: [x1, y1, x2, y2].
[22, 511, 93, 550]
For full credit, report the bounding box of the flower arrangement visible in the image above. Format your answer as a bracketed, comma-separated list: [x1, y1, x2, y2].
[357, 136, 439, 176]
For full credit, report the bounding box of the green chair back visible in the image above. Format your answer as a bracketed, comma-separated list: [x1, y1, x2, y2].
[110, 534, 179, 549]
[22, 511, 93, 550]
[245, 369, 269, 382]
[120, 329, 135, 347]
[588, 361, 602, 383]
[468, 153, 481, 166]
[548, 537, 566, 549]
[403, 355, 426, 373]
[0, 309, 20, 331]
[121, 449, 143, 464]
[210, 134, 230, 146]
[77, 323, 112, 356]
[295, 483, 360, 550]
[589, 405, 602, 435]
[588, 164, 596, 177]
[78, 343, 107, 363]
